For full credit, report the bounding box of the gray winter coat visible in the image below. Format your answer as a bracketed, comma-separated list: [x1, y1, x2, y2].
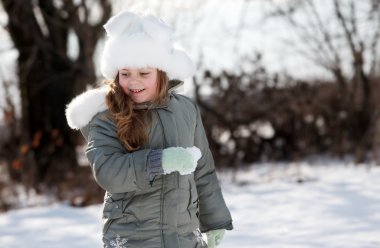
[66, 85, 233, 248]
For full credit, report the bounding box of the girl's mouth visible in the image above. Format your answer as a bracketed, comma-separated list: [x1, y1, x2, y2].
[129, 89, 145, 94]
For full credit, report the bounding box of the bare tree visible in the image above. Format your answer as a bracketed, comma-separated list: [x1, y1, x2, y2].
[194, 54, 281, 179]
[0, 0, 111, 191]
[268, 0, 380, 162]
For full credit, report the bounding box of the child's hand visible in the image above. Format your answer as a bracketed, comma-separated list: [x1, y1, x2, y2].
[162, 146, 201, 175]
[206, 229, 225, 248]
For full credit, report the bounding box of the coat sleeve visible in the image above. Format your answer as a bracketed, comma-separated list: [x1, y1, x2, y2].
[82, 112, 151, 193]
[193, 104, 233, 232]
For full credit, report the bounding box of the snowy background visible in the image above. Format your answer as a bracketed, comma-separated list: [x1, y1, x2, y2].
[1, 1, 380, 247]
[1, 159, 380, 248]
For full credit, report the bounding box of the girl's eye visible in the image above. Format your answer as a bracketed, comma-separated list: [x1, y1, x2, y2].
[121, 73, 129, 77]
[140, 72, 150, 76]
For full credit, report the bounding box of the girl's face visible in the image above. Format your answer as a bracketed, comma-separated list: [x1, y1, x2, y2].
[118, 67, 159, 103]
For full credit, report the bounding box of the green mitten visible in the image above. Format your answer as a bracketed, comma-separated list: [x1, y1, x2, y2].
[206, 229, 225, 248]
[162, 146, 201, 175]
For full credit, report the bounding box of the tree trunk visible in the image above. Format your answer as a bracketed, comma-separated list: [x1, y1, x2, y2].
[1, 0, 111, 189]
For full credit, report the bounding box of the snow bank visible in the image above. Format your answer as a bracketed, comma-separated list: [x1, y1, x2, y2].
[1, 162, 380, 247]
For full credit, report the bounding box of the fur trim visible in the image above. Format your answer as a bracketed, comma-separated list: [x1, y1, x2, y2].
[65, 80, 183, 130]
[65, 87, 108, 130]
[101, 11, 195, 80]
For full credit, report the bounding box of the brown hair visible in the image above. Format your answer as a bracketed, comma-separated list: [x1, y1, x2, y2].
[105, 70, 169, 151]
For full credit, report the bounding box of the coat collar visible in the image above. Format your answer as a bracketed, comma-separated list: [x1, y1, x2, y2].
[65, 80, 183, 130]
[133, 79, 182, 110]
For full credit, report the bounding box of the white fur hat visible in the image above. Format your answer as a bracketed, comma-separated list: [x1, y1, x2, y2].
[100, 11, 195, 80]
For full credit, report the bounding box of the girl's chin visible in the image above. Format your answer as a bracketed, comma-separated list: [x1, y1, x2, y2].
[130, 95, 150, 104]
[124, 91, 153, 104]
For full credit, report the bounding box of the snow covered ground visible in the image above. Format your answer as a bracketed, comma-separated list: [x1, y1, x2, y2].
[1, 160, 380, 248]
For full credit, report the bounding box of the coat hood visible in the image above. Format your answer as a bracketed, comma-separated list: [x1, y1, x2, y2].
[65, 80, 183, 130]
[66, 87, 109, 130]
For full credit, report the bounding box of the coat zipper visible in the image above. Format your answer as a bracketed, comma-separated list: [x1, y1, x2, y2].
[156, 110, 166, 248]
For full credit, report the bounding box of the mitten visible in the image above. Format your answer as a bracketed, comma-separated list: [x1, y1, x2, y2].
[147, 146, 202, 182]
[162, 146, 201, 175]
[206, 229, 225, 248]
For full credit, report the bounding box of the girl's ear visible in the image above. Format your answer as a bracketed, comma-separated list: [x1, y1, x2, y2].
[103, 11, 140, 38]
[141, 15, 173, 45]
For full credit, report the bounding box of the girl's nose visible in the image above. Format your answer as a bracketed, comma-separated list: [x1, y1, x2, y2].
[128, 75, 141, 84]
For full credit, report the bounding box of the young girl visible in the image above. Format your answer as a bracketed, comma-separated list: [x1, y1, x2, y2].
[66, 11, 233, 248]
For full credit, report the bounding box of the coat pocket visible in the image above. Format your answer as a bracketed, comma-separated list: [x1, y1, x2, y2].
[102, 199, 124, 235]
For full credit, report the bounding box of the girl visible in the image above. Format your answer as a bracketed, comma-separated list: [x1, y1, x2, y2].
[66, 11, 233, 248]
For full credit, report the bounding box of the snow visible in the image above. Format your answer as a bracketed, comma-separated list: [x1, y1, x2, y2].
[1, 160, 380, 247]
[220, 162, 380, 248]
[0, 204, 101, 247]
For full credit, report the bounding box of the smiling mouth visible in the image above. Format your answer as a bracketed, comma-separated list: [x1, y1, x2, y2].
[129, 89, 145, 94]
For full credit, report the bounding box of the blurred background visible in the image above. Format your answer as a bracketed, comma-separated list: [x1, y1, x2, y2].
[0, 0, 380, 247]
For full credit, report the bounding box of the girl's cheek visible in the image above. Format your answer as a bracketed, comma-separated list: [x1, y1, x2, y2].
[118, 81, 129, 94]
[119, 79, 128, 88]
[149, 78, 158, 87]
